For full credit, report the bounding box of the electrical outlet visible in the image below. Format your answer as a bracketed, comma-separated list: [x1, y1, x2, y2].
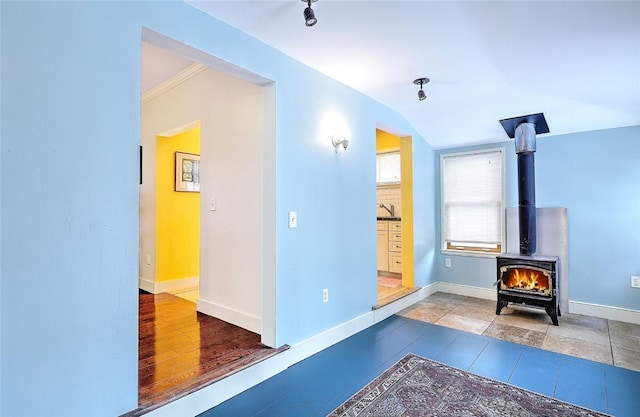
[322, 288, 329, 303]
[631, 276, 640, 288]
[146, 254, 151, 266]
[445, 258, 451, 268]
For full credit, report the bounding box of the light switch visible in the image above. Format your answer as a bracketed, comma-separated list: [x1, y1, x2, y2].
[210, 199, 217, 211]
[288, 211, 297, 228]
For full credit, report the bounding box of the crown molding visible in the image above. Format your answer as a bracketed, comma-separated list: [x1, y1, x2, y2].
[142, 63, 207, 104]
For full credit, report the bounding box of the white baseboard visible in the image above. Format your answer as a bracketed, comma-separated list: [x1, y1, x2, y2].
[569, 300, 640, 325]
[373, 284, 438, 319]
[197, 298, 262, 334]
[146, 284, 434, 417]
[434, 282, 639, 325]
[139, 277, 155, 293]
[138, 276, 199, 294]
[434, 282, 497, 301]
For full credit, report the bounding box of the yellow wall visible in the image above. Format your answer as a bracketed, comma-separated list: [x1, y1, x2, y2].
[376, 129, 414, 288]
[155, 127, 200, 282]
[400, 137, 414, 288]
[376, 129, 400, 151]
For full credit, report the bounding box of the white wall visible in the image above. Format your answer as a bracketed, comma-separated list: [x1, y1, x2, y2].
[141, 66, 265, 334]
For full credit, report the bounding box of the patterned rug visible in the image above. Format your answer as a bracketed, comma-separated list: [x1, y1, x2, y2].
[328, 353, 610, 417]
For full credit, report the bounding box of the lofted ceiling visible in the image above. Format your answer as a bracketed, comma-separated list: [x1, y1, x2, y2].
[145, 1, 640, 149]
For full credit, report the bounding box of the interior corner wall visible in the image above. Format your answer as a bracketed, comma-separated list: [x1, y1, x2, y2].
[141, 67, 264, 332]
[155, 128, 200, 283]
[376, 129, 401, 151]
[434, 126, 640, 312]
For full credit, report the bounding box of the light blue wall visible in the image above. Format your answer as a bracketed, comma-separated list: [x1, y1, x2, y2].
[0, 3, 3, 408]
[435, 126, 640, 311]
[1, 1, 436, 415]
[412, 137, 438, 287]
[2, 2, 142, 416]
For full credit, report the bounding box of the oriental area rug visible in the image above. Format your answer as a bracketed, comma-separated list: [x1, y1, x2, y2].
[328, 353, 610, 417]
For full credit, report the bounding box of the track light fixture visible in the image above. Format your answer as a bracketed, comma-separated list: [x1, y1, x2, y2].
[302, 0, 318, 27]
[413, 78, 430, 101]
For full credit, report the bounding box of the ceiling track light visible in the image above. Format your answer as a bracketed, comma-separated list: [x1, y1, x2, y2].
[413, 77, 430, 101]
[302, 0, 318, 27]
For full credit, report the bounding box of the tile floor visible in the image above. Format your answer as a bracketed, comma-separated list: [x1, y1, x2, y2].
[198, 292, 640, 417]
[399, 292, 640, 371]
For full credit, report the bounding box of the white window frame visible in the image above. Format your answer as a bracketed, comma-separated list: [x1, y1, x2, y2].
[440, 147, 506, 257]
[376, 150, 401, 185]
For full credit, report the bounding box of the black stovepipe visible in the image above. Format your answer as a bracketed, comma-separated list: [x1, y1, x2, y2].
[517, 152, 537, 255]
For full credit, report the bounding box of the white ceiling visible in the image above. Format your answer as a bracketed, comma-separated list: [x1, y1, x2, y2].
[141, 42, 195, 95]
[145, 1, 640, 149]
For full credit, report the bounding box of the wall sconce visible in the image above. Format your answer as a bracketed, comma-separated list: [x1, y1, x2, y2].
[332, 134, 350, 153]
[323, 111, 350, 153]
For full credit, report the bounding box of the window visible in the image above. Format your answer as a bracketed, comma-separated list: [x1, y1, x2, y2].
[376, 151, 401, 184]
[441, 148, 504, 254]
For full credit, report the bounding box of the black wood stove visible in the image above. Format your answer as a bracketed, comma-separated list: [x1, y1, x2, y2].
[496, 253, 559, 325]
[496, 113, 560, 325]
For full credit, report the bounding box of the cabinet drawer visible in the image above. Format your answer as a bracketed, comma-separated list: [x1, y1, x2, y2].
[390, 242, 402, 252]
[389, 232, 402, 242]
[389, 221, 402, 232]
[377, 221, 389, 231]
[389, 253, 403, 273]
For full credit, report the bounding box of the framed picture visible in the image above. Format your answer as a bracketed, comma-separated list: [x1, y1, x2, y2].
[175, 151, 200, 192]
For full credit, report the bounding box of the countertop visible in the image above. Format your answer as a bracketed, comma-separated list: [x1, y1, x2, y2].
[377, 217, 402, 221]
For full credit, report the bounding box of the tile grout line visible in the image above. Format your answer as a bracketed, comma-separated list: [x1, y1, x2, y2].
[606, 319, 615, 367]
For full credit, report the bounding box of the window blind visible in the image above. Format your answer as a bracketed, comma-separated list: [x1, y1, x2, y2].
[376, 152, 401, 183]
[442, 150, 503, 247]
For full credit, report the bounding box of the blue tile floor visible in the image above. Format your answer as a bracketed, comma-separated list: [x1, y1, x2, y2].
[199, 315, 640, 417]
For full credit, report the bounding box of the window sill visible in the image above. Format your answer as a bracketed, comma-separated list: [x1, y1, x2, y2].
[440, 249, 499, 259]
[376, 182, 401, 188]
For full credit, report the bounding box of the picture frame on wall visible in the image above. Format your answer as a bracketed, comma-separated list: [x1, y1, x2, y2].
[175, 151, 200, 192]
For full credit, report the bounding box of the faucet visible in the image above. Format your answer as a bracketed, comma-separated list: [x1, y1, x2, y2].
[379, 203, 395, 217]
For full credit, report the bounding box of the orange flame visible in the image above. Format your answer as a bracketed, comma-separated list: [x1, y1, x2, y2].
[503, 268, 550, 293]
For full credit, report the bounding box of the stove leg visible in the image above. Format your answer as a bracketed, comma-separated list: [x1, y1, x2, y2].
[558, 306, 562, 317]
[545, 306, 559, 326]
[496, 300, 508, 315]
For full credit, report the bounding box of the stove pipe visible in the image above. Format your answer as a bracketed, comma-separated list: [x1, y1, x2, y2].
[515, 123, 537, 255]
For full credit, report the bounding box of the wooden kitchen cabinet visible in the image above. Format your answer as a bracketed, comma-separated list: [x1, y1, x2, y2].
[377, 220, 402, 274]
[388, 221, 403, 273]
[377, 221, 389, 271]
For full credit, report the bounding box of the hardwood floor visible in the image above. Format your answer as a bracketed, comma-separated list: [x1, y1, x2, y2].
[127, 293, 288, 416]
[375, 274, 417, 309]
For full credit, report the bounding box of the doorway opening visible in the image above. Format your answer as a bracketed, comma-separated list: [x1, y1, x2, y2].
[135, 29, 279, 414]
[374, 128, 416, 308]
[143, 123, 201, 301]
